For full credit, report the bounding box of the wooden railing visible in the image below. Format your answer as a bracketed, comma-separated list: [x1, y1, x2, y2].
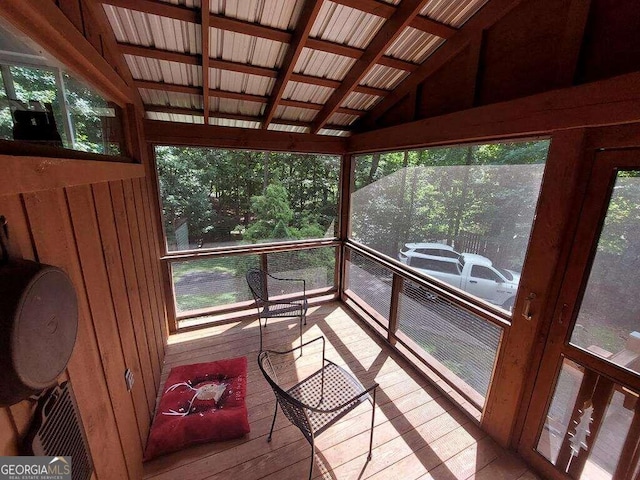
[161, 239, 341, 330]
[540, 361, 640, 480]
[341, 241, 510, 415]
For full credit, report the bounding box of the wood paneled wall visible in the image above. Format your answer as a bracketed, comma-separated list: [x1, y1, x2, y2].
[0, 1, 165, 477]
[0, 173, 167, 479]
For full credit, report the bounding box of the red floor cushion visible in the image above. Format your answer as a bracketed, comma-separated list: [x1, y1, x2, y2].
[144, 356, 250, 460]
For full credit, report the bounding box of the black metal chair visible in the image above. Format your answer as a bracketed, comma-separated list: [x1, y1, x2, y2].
[246, 268, 308, 351]
[258, 336, 378, 480]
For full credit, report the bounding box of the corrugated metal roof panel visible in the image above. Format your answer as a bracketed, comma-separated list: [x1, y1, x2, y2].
[268, 124, 308, 133]
[341, 92, 380, 111]
[282, 81, 334, 104]
[385, 27, 444, 63]
[103, 5, 200, 53]
[158, 0, 201, 9]
[317, 128, 349, 137]
[125, 55, 202, 86]
[146, 111, 204, 124]
[210, 98, 265, 116]
[294, 48, 356, 81]
[360, 64, 408, 89]
[210, 0, 303, 30]
[140, 89, 203, 109]
[420, 0, 490, 28]
[274, 106, 317, 122]
[328, 112, 359, 126]
[210, 29, 287, 68]
[210, 118, 261, 129]
[209, 69, 275, 96]
[311, 1, 385, 49]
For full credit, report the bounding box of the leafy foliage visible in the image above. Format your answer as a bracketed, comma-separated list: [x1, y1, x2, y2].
[155, 146, 340, 250]
[0, 65, 121, 154]
[352, 141, 550, 270]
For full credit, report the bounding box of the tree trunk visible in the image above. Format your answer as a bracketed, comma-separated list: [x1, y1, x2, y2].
[451, 146, 474, 244]
[393, 150, 410, 253]
[367, 153, 380, 184]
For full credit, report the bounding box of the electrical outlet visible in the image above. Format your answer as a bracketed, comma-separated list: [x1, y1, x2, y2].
[124, 369, 134, 391]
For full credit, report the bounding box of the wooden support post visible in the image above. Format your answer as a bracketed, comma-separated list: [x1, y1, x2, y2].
[484, 129, 588, 448]
[388, 274, 403, 345]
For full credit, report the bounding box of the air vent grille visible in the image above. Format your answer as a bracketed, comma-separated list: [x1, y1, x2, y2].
[28, 382, 93, 480]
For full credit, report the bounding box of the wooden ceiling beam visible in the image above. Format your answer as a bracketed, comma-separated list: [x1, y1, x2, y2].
[201, 5, 210, 124]
[310, 0, 429, 133]
[102, 0, 293, 43]
[410, 16, 457, 39]
[290, 73, 340, 89]
[331, 0, 396, 18]
[291, 75, 387, 97]
[135, 80, 366, 117]
[324, 124, 354, 132]
[305, 37, 361, 59]
[144, 105, 352, 131]
[145, 105, 205, 117]
[262, 1, 324, 129]
[554, 0, 592, 88]
[100, 0, 197, 23]
[207, 59, 278, 78]
[336, 107, 366, 117]
[354, 84, 389, 97]
[209, 13, 292, 44]
[118, 44, 388, 98]
[208, 89, 266, 103]
[143, 120, 348, 154]
[279, 98, 365, 116]
[349, 71, 640, 153]
[269, 118, 351, 131]
[134, 79, 201, 95]
[118, 43, 278, 78]
[377, 56, 419, 72]
[145, 105, 262, 123]
[118, 43, 199, 65]
[106, 1, 417, 72]
[360, 0, 525, 128]
[331, 0, 457, 38]
[305, 38, 417, 71]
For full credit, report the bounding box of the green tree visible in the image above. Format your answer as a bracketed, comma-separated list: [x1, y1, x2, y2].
[244, 182, 294, 241]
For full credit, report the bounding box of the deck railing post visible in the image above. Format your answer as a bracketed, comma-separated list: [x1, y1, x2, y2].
[388, 274, 403, 345]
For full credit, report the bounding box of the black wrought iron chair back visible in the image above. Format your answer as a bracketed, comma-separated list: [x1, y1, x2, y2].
[246, 268, 308, 351]
[258, 336, 378, 480]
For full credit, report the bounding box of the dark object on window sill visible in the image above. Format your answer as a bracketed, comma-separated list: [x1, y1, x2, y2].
[12, 101, 63, 148]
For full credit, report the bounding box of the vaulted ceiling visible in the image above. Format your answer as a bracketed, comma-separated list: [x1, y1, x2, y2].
[92, 0, 640, 139]
[97, 0, 494, 136]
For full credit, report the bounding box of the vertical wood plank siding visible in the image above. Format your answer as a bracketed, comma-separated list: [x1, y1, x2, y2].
[0, 178, 167, 478]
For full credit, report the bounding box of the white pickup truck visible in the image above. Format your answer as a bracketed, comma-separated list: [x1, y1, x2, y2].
[399, 244, 520, 310]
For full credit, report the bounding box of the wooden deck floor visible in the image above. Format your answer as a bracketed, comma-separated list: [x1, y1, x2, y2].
[143, 302, 540, 480]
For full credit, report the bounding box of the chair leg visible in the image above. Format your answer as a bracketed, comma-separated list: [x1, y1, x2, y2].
[267, 404, 278, 442]
[309, 440, 315, 480]
[368, 387, 376, 460]
[259, 317, 263, 352]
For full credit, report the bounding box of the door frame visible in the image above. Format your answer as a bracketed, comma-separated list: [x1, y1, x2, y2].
[517, 146, 640, 479]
